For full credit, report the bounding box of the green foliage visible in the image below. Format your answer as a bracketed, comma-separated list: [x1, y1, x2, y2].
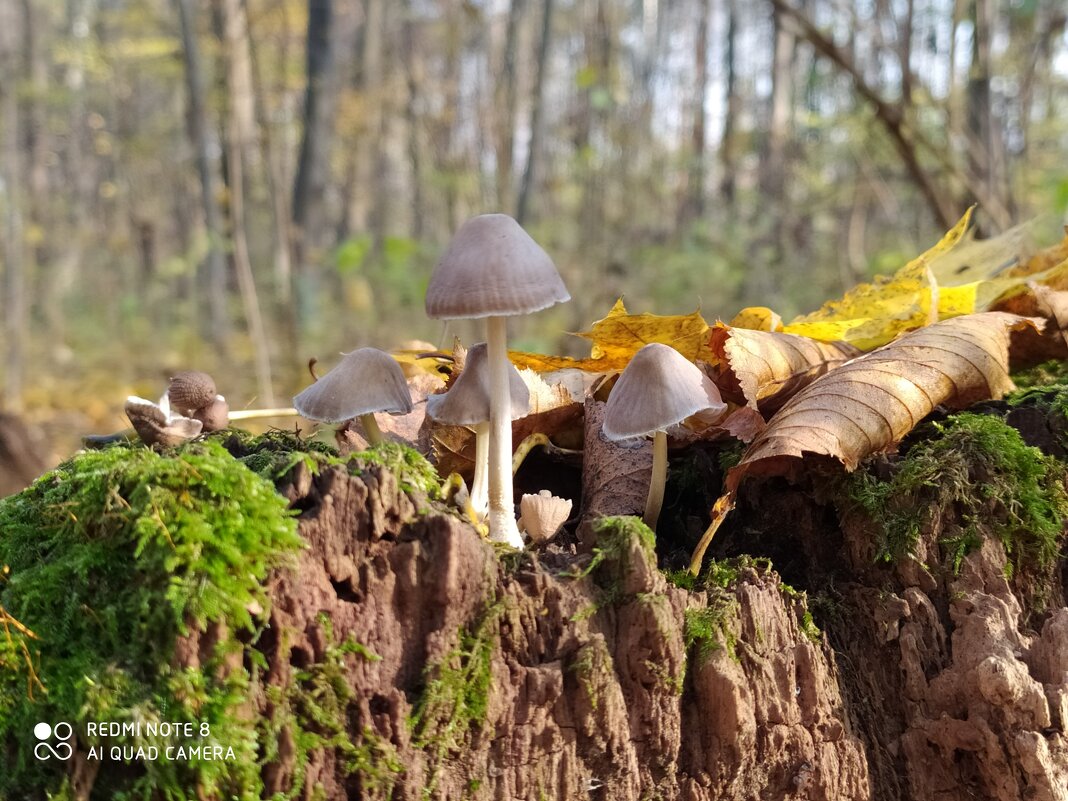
[0, 440, 302, 800]
[410, 599, 503, 797]
[842, 413, 1067, 571]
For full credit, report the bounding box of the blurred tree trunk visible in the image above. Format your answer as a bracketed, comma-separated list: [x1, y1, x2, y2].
[292, 0, 343, 338]
[0, 0, 26, 412]
[516, 0, 554, 226]
[246, 0, 299, 375]
[720, 0, 738, 205]
[495, 0, 523, 213]
[402, 2, 425, 239]
[177, 0, 230, 348]
[681, 0, 711, 225]
[217, 0, 276, 406]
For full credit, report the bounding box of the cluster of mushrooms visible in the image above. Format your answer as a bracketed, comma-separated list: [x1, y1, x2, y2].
[289, 213, 730, 550]
[124, 213, 731, 552]
[124, 372, 229, 447]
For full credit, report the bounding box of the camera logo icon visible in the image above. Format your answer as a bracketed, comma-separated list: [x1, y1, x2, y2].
[33, 722, 73, 761]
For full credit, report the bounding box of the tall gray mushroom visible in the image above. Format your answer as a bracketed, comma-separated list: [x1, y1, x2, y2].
[426, 214, 570, 547]
[292, 348, 413, 445]
[425, 343, 529, 521]
[602, 343, 727, 531]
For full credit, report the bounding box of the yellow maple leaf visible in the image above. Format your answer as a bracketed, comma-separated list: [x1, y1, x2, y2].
[510, 298, 713, 373]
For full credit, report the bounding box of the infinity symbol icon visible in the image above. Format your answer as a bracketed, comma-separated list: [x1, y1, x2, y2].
[33, 722, 73, 761]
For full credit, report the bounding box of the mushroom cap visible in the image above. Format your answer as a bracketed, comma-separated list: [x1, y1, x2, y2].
[293, 348, 414, 423]
[193, 395, 230, 432]
[425, 214, 570, 319]
[602, 343, 727, 440]
[125, 396, 203, 447]
[167, 371, 217, 415]
[425, 343, 530, 425]
[518, 490, 572, 544]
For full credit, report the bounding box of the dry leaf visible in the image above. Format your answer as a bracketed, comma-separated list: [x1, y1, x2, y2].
[725, 312, 1041, 491]
[995, 283, 1068, 365]
[510, 298, 713, 372]
[707, 323, 860, 413]
[579, 399, 650, 529]
[729, 306, 784, 332]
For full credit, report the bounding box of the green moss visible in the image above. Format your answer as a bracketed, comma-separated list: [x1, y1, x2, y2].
[0, 440, 302, 800]
[1009, 359, 1068, 390]
[575, 516, 657, 608]
[567, 638, 614, 711]
[684, 600, 737, 663]
[841, 412, 1066, 572]
[346, 442, 441, 500]
[216, 429, 341, 479]
[263, 615, 399, 801]
[411, 599, 503, 798]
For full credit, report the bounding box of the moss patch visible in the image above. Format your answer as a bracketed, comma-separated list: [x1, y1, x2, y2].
[346, 442, 441, 500]
[263, 615, 400, 801]
[410, 598, 503, 797]
[841, 412, 1066, 573]
[0, 440, 302, 800]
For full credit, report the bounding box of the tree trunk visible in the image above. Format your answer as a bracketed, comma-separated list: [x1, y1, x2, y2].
[291, 0, 344, 336]
[516, 0, 555, 226]
[176, 0, 231, 348]
[680, 0, 711, 226]
[0, 0, 26, 412]
[495, 0, 524, 213]
[217, 0, 276, 407]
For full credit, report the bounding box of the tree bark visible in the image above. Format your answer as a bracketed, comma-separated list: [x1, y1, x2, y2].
[516, 0, 555, 226]
[177, 0, 230, 348]
[218, 0, 276, 406]
[0, 0, 26, 412]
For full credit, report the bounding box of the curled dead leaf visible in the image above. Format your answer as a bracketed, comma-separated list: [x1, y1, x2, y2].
[726, 312, 1042, 490]
[707, 323, 859, 413]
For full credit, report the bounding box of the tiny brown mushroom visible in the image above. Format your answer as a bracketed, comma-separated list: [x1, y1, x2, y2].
[125, 396, 203, 447]
[193, 396, 230, 432]
[167, 371, 217, 416]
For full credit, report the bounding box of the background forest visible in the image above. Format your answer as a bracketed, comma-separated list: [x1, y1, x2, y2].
[1, 0, 1067, 459]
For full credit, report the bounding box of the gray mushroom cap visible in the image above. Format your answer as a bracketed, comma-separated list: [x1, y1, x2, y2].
[425, 343, 530, 425]
[293, 348, 413, 423]
[602, 343, 727, 440]
[425, 214, 570, 319]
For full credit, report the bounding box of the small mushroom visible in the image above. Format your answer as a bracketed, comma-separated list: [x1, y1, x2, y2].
[167, 371, 217, 416]
[602, 343, 727, 531]
[193, 395, 230, 432]
[518, 490, 572, 544]
[124, 396, 203, 447]
[292, 348, 413, 445]
[426, 214, 570, 547]
[426, 343, 529, 520]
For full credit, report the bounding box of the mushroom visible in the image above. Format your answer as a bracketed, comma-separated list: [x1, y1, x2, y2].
[292, 348, 413, 445]
[166, 371, 217, 416]
[426, 342, 530, 520]
[518, 490, 572, 544]
[163, 370, 229, 432]
[601, 343, 727, 531]
[426, 214, 570, 547]
[124, 396, 203, 447]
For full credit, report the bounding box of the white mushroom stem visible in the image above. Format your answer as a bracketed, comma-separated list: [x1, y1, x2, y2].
[359, 413, 384, 446]
[486, 316, 524, 547]
[643, 429, 668, 530]
[470, 422, 490, 520]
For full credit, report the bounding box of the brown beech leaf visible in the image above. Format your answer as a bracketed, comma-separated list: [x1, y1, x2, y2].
[994, 282, 1068, 365]
[708, 323, 860, 413]
[726, 312, 1042, 491]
